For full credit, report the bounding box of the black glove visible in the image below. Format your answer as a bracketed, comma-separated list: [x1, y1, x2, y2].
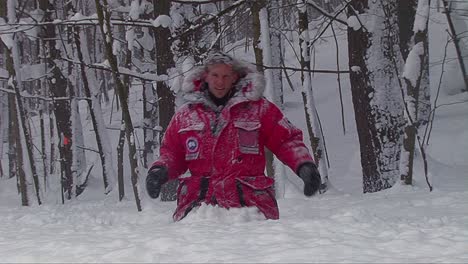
[145, 166, 168, 199]
[297, 162, 321, 197]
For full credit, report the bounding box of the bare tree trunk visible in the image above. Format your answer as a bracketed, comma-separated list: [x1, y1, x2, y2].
[398, 0, 417, 61]
[39, 0, 74, 200]
[7, 91, 18, 181]
[49, 110, 56, 175]
[4, 0, 42, 205]
[38, 38, 49, 191]
[73, 25, 114, 194]
[95, 0, 142, 211]
[117, 120, 126, 201]
[143, 81, 159, 168]
[0, 95, 5, 179]
[153, 0, 177, 202]
[442, 0, 468, 92]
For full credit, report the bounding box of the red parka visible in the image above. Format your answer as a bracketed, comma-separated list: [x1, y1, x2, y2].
[151, 62, 315, 221]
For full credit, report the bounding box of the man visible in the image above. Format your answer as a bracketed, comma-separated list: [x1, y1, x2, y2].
[146, 51, 321, 221]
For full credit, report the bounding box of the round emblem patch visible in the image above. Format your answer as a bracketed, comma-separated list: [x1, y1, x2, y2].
[186, 137, 199, 153]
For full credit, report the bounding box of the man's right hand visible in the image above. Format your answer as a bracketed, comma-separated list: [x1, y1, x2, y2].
[145, 166, 168, 199]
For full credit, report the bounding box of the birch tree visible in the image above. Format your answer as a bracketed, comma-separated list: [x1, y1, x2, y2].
[264, 0, 288, 197]
[297, 0, 328, 190]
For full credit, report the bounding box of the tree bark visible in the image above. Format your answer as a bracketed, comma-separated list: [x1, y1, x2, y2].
[153, 0, 177, 201]
[347, 0, 405, 193]
[39, 0, 74, 200]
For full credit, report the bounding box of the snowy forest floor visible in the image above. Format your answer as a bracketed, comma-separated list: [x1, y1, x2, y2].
[0, 177, 467, 263]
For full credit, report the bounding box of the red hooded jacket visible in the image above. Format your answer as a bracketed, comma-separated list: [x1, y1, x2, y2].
[151, 61, 315, 221]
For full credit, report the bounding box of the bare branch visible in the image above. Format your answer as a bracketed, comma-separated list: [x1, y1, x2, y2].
[306, 0, 348, 25]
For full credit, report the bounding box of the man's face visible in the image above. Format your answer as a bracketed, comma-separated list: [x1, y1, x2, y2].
[205, 64, 238, 98]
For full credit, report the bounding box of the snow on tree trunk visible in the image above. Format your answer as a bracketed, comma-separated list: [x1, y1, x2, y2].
[398, 0, 431, 126]
[298, 0, 329, 190]
[0, 93, 5, 178]
[347, 0, 405, 193]
[401, 0, 431, 185]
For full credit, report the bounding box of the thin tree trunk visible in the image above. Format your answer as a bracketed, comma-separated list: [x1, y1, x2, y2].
[117, 120, 126, 201]
[250, 0, 276, 180]
[39, 0, 74, 200]
[0, 97, 4, 178]
[298, 0, 328, 190]
[4, 0, 41, 205]
[153, 0, 177, 202]
[398, 0, 430, 126]
[442, 0, 468, 92]
[73, 25, 113, 194]
[95, 0, 142, 211]
[401, 0, 431, 186]
[117, 119, 125, 201]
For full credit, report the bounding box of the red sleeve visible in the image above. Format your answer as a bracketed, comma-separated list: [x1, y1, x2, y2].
[260, 100, 315, 173]
[150, 114, 188, 180]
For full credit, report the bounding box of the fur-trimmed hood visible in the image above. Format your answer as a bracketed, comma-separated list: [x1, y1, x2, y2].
[177, 59, 265, 110]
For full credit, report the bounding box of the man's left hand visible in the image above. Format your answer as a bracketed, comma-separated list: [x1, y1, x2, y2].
[297, 162, 321, 196]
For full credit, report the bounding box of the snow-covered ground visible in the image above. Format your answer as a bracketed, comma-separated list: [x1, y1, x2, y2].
[1, 7, 467, 264]
[0, 182, 467, 263]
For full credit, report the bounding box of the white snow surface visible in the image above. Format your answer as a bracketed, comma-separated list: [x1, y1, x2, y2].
[0, 183, 467, 263]
[0, 7, 467, 264]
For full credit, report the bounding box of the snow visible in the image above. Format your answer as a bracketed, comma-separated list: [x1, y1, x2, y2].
[152, 15, 172, 28]
[403, 42, 424, 87]
[413, 0, 430, 33]
[347, 15, 361, 31]
[1, 4, 468, 264]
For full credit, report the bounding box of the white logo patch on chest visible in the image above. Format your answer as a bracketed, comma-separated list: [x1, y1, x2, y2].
[186, 137, 199, 153]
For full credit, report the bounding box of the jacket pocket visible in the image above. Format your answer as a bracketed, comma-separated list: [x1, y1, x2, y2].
[174, 176, 202, 221]
[235, 176, 279, 219]
[178, 123, 205, 161]
[234, 121, 260, 154]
